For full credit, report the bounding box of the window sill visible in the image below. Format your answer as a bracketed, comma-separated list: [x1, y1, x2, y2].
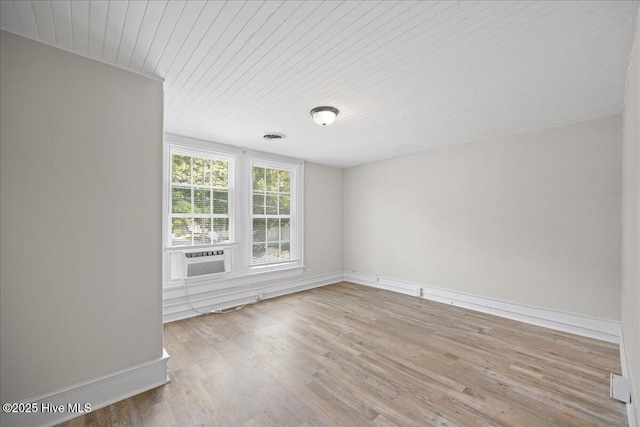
[165, 242, 239, 252]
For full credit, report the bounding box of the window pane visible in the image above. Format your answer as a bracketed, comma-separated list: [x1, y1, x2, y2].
[172, 155, 191, 184]
[252, 244, 266, 264]
[213, 160, 228, 187]
[266, 168, 278, 191]
[172, 187, 191, 213]
[279, 194, 290, 215]
[267, 243, 280, 262]
[281, 242, 290, 260]
[194, 189, 210, 214]
[281, 218, 290, 241]
[193, 157, 211, 186]
[192, 218, 211, 244]
[253, 218, 266, 243]
[279, 170, 290, 193]
[213, 218, 229, 243]
[253, 167, 265, 191]
[171, 218, 191, 246]
[267, 218, 279, 242]
[253, 192, 265, 215]
[266, 194, 278, 215]
[213, 189, 228, 214]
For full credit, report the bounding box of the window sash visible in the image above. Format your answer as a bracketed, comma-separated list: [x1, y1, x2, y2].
[168, 149, 234, 247]
[250, 163, 296, 267]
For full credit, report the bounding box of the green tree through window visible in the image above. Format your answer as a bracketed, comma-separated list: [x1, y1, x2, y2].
[251, 165, 291, 265]
[170, 153, 230, 246]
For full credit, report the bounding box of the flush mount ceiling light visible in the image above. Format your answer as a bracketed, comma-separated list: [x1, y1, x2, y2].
[310, 106, 339, 126]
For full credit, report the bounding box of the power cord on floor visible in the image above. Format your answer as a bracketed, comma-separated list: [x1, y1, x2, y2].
[182, 281, 213, 315]
[210, 298, 261, 314]
[183, 282, 262, 315]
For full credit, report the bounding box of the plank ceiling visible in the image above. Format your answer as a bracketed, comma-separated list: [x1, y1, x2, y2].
[1, 1, 638, 167]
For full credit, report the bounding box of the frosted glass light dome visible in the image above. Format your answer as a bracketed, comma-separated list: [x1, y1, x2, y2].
[310, 106, 339, 126]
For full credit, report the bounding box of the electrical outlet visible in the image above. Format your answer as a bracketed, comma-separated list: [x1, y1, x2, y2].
[257, 290, 263, 301]
[376, 275, 379, 282]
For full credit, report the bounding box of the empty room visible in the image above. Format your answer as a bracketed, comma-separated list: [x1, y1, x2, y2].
[1, 1, 639, 426]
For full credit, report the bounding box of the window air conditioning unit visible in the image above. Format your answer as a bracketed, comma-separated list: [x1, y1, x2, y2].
[181, 249, 231, 279]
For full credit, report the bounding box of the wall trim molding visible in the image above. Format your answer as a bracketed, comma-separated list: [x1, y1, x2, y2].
[163, 272, 344, 323]
[344, 271, 621, 344]
[162, 266, 304, 301]
[0, 349, 170, 427]
[0, 29, 165, 82]
[620, 332, 638, 427]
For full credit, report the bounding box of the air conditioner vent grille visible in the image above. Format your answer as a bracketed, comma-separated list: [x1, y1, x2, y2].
[263, 132, 286, 141]
[186, 250, 224, 258]
[182, 248, 231, 278]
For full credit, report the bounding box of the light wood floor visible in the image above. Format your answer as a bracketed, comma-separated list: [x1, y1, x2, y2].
[60, 282, 627, 426]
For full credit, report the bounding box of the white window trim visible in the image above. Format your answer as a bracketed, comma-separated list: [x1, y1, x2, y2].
[247, 157, 304, 272]
[162, 133, 304, 291]
[166, 146, 236, 247]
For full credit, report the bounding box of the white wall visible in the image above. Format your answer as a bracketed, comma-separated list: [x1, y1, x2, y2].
[344, 117, 622, 320]
[303, 162, 344, 277]
[621, 16, 640, 425]
[0, 31, 164, 403]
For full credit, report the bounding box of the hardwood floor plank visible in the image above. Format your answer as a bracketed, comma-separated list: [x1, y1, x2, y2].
[58, 282, 627, 426]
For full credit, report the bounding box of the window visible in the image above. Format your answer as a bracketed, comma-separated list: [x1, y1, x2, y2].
[169, 151, 232, 247]
[163, 136, 303, 288]
[251, 165, 292, 265]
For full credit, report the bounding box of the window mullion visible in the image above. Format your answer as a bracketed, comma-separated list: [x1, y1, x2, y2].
[190, 156, 194, 246]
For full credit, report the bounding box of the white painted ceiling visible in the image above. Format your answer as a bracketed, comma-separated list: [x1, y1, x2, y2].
[1, 1, 638, 168]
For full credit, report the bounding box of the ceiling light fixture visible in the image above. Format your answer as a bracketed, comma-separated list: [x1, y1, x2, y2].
[310, 106, 339, 126]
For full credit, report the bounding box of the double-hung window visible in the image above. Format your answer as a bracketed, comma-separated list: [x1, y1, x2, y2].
[169, 150, 233, 247]
[251, 163, 294, 266]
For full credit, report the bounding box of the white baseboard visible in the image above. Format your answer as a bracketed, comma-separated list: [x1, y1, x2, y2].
[162, 266, 304, 301]
[620, 332, 638, 427]
[0, 349, 170, 427]
[344, 271, 621, 344]
[163, 272, 344, 323]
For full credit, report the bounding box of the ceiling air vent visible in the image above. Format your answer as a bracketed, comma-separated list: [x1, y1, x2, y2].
[263, 132, 287, 141]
